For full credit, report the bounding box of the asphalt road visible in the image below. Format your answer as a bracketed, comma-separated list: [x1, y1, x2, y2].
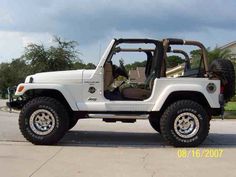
[1, 99, 236, 177]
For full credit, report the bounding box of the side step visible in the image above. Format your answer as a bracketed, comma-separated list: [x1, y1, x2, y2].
[102, 118, 136, 123]
[88, 114, 149, 123]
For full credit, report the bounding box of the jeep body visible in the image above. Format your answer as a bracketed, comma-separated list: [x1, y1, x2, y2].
[8, 38, 234, 147]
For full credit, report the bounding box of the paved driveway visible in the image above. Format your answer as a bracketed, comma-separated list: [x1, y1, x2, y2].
[0, 99, 236, 177]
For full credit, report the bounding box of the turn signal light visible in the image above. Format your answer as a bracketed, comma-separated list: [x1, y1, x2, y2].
[17, 85, 25, 92]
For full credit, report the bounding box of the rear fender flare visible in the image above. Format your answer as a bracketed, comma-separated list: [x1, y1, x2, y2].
[152, 84, 220, 111]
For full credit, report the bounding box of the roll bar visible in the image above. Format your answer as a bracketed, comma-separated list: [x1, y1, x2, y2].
[170, 49, 191, 71]
[171, 49, 190, 61]
[163, 38, 209, 72]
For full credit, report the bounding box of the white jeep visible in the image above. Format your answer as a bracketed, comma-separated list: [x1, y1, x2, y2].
[7, 38, 235, 147]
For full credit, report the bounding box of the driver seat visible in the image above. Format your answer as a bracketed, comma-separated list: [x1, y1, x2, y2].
[104, 62, 114, 90]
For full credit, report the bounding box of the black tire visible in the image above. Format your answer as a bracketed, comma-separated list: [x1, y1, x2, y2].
[19, 97, 69, 145]
[68, 117, 78, 130]
[209, 59, 235, 102]
[160, 100, 210, 147]
[149, 118, 161, 133]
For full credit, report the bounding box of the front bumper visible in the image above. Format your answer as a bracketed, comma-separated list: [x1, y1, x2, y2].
[6, 86, 25, 110]
[6, 99, 25, 110]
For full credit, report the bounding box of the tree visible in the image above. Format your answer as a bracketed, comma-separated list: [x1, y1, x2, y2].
[23, 36, 81, 73]
[24, 44, 49, 73]
[190, 47, 235, 65]
[189, 49, 202, 68]
[0, 36, 100, 98]
[207, 47, 234, 64]
[0, 58, 29, 98]
[124, 55, 184, 71]
[84, 63, 96, 69]
[47, 37, 80, 71]
[73, 61, 86, 69]
[73, 62, 96, 69]
[166, 55, 184, 68]
[125, 60, 146, 71]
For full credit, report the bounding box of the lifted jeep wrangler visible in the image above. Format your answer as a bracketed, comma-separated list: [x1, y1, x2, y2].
[7, 38, 235, 147]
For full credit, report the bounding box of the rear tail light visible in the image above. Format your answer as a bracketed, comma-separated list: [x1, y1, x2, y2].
[220, 86, 224, 94]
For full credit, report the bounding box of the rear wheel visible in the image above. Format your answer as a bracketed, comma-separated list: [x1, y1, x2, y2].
[19, 97, 69, 145]
[160, 100, 210, 147]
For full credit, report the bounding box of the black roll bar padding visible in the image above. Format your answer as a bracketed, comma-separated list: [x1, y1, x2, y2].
[172, 49, 190, 61]
[171, 49, 191, 71]
[145, 51, 153, 77]
[167, 46, 171, 52]
[166, 38, 184, 45]
[116, 38, 160, 45]
[114, 47, 155, 53]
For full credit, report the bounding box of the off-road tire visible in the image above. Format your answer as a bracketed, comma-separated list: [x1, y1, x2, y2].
[209, 59, 235, 102]
[19, 97, 69, 145]
[149, 118, 161, 133]
[160, 100, 210, 147]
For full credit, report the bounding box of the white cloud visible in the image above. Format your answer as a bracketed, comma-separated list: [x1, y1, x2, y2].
[21, 33, 54, 47]
[0, 0, 236, 63]
[0, 31, 53, 62]
[0, 10, 13, 24]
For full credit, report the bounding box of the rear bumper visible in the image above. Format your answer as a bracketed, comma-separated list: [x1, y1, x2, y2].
[209, 94, 224, 117]
[219, 93, 225, 118]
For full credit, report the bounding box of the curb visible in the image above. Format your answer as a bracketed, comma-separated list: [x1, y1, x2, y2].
[0, 106, 19, 114]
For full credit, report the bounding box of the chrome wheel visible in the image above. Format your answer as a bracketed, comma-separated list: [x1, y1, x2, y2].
[174, 112, 200, 139]
[29, 109, 56, 135]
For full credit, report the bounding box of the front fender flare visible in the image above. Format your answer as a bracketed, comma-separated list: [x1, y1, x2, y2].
[15, 83, 78, 111]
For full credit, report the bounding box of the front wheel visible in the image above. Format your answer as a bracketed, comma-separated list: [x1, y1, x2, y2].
[160, 100, 210, 147]
[19, 97, 69, 145]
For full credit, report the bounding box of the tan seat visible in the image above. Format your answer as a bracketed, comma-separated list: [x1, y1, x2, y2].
[120, 72, 155, 100]
[121, 87, 151, 100]
[104, 63, 114, 90]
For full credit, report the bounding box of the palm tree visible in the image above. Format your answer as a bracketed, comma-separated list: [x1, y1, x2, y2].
[207, 47, 236, 64]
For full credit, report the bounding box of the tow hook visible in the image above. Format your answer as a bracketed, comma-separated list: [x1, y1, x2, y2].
[219, 94, 225, 120]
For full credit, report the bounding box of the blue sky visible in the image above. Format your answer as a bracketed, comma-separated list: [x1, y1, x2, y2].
[0, 0, 236, 64]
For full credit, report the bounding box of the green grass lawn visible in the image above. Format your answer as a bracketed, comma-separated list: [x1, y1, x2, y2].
[225, 102, 236, 111]
[221, 102, 236, 119]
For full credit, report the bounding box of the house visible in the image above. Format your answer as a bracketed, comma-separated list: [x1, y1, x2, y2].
[220, 41, 236, 63]
[220, 41, 236, 56]
[166, 64, 185, 78]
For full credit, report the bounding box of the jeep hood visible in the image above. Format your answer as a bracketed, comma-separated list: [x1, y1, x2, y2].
[25, 69, 95, 83]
